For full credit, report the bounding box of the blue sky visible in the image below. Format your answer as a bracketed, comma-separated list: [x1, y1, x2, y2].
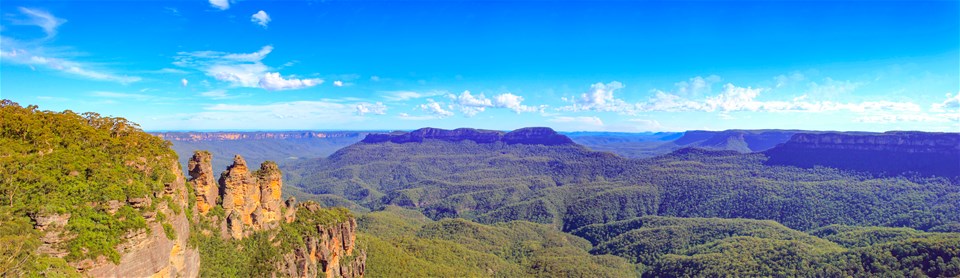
[1, 0, 957, 132]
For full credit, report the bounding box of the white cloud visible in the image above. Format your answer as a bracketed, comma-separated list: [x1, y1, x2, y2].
[355, 102, 387, 116]
[0, 47, 141, 83]
[446, 90, 544, 116]
[675, 75, 721, 96]
[199, 90, 241, 100]
[640, 79, 920, 114]
[450, 90, 492, 116]
[181, 78, 188, 87]
[370, 76, 381, 82]
[333, 80, 344, 87]
[147, 100, 375, 130]
[492, 93, 543, 113]
[417, 99, 454, 117]
[209, 0, 229, 10]
[931, 92, 960, 112]
[13, 7, 66, 39]
[90, 91, 179, 102]
[549, 116, 604, 126]
[382, 90, 442, 101]
[806, 78, 862, 98]
[562, 81, 634, 113]
[251, 10, 270, 28]
[175, 45, 321, 90]
[258, 72, 323, 91]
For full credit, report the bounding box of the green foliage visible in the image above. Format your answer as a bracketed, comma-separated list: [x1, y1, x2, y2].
[192, 201, 355, 277]
[162, 223, 176, 240]
[359, 206, 638, 278]
[0, 99, 178, 268]
[287, 139, 960, 233]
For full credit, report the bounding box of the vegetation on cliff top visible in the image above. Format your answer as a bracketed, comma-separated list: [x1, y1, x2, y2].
[0, 100, 180, 275]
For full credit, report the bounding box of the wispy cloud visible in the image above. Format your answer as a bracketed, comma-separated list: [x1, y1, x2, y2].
[90, 91, 178, 102]
[209, 0, 229, 10]
[382, 90, 445, 101]
[259, 72, 322, 91]
[1, 10, 139, 84]
[355, 102, 387, 116]
[11, 7, 66, 39]
[251, 11, 270, 28]
[174, 45, 322, 90]
[560, 81, 634, 113]
[0, 46, 142, 83]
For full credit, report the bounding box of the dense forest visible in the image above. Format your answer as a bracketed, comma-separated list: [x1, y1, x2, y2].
[284, 127, 960, 276]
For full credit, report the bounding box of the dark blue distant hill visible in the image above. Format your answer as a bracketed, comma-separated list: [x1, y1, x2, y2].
[764, 131, 960, 177]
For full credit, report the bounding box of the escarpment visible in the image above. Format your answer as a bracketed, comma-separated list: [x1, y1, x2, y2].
[84, 159, 200, 277]
[765, 131, 960, 177]
[361, 127, 574, 145]
[187, 151, 366, 277]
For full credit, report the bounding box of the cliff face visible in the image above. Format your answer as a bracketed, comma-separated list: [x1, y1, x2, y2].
[154, 131, 365, 142]
[188, 151, 366, 277]
[673, 129, 813, 152]
[278, 203, 367, 278]
[765, 131, 960, 177]
[188, 151, 218, 215]
[84, 159, 200, 277]
[361, 127, 574, 146]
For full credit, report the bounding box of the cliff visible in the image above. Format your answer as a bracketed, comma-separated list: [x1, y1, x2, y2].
[764, 131, 960, 177]
[673, 129, 817, 152]
[361, 127, 574, 145]
[187, 151, 366, 277]
[83, 159, 200, 277]
[154, 131, 366, 142]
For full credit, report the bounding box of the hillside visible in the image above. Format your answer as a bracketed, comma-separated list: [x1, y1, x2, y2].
[765, 131, 960, 177]
[358, 206, 638, 277]
[569, 129, 821, 158]
[285, 126, 960, 276]
[288, 127, 960, 232]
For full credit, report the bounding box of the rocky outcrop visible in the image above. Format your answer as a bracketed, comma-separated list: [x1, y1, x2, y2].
[256, 161, 284, 230]
[84, 159, 200, 277]
[188, 151, 218, 215]
[765, 131, 960, 177]
[188, 151, 366, 277]
[361, 127, 574, 146]
[278, 203, 366, 278]
[189, 152, 285, 239]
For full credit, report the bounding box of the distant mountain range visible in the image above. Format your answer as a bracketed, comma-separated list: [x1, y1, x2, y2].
[152, 129, 960, 178]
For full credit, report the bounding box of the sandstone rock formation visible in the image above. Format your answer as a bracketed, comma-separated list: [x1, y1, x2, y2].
[189, 152, 286, 239]
[188, 151, 218, 214]
[278, 202, 367, 278]
[361, 127, 574, 146]
[186, 151, 366, 277]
